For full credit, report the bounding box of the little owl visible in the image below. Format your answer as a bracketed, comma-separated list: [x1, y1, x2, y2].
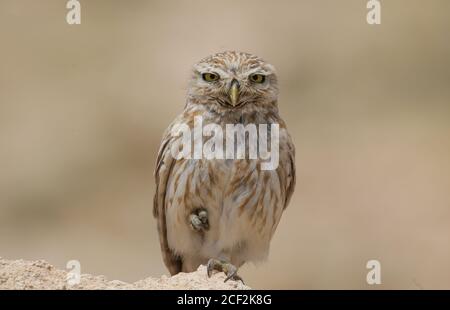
[154, 51, 295, 282]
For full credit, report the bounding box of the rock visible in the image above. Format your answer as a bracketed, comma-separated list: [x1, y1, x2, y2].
[0, 258, 250, 290]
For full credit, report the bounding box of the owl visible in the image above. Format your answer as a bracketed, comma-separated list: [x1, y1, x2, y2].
[154, 51, 295, 282]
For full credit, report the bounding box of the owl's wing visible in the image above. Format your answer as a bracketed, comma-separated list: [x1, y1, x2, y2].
[153, 130, 182, 275]
[283, 132, 296, 209]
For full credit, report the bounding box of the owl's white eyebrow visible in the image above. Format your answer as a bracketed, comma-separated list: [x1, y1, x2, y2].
[195, 65, 272, 77]
[213, 68, 229, 76]
[246, 68, 271, 76]
[198, 68, 229, 77]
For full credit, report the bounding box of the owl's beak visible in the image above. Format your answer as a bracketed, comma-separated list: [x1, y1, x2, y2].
[228, 79, 240, 106]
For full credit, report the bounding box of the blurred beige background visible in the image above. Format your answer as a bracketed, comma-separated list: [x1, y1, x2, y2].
[1, 0, 449, 289]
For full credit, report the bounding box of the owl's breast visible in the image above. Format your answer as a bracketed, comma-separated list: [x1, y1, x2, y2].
[195, 159, 283, 232]
[164, 132, 290, 262]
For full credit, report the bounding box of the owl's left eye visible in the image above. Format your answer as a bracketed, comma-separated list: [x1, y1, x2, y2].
[249, 74, 266, 83]
[202, 73, 220, 82]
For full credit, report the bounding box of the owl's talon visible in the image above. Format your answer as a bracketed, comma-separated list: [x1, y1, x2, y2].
[198, 210, 208, 224]
[189, 209, 209, 231]
[206, 259, 244, 284]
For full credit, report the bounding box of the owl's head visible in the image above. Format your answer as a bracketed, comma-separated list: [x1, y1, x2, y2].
[187, 51, 278, 111]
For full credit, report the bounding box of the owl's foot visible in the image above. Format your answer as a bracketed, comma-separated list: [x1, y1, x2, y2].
[189, 208, 209, 231]
[207, 258, 244, 283]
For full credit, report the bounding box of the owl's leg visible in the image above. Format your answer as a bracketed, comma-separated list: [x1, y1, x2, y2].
[189, 208, 209, 231]
[206, 258, 244, 283]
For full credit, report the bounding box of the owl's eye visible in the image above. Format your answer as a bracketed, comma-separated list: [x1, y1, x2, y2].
[249, 74, 266, 83]
[202, 73, 220, 82]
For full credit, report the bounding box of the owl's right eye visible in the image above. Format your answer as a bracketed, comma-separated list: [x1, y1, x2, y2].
[202, 73, 220, 82]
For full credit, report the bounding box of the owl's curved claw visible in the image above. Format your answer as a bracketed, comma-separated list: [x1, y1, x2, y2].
[206, 258, 244, 284]
[189, 209, 209, 231]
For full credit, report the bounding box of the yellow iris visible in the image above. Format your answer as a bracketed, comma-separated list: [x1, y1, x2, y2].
[249, 74, 266, 83]
[202, 73, 220, 82]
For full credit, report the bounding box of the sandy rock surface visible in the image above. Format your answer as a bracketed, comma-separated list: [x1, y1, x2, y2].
[0, 258, 250, 290]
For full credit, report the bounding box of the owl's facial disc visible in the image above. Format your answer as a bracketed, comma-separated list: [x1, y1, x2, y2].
[195, 71, 270, 109]
[189, 51, 278, 110]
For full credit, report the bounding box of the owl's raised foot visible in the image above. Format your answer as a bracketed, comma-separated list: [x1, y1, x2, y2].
[206, 258, 244, 284]
[189, 208, 209, 231]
